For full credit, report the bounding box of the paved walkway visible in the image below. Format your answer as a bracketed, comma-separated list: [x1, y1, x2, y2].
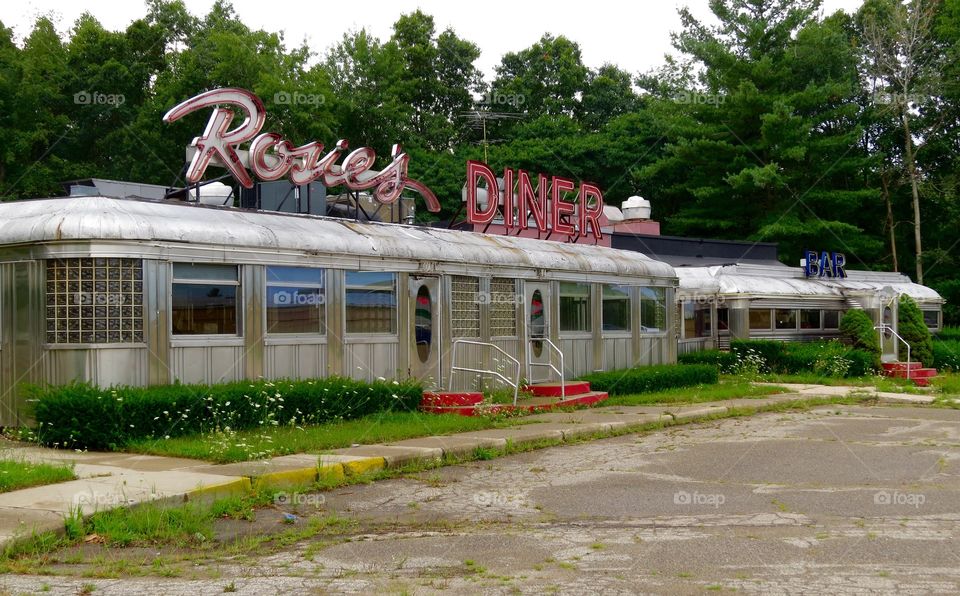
[0, 384, 940, 550]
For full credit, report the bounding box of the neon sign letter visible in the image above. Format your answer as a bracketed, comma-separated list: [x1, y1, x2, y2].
[163, 88, 440, 212]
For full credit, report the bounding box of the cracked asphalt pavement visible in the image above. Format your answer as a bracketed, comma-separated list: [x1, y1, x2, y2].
[2, 404, 959, 595]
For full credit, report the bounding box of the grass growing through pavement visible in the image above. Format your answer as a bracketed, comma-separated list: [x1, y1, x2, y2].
[126, 411, 530, 463]
[603, 379, 788, 407]
[0, 457, 75, 493]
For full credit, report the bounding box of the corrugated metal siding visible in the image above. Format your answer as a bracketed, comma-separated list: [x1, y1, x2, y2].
[560, 337, 593, 378]
[602, 336, 633, 370]
[171, 345, 245, 384]
[43, 347, 148, 387]
[264, 342, 328, 379]
[344, 341, 398, 382]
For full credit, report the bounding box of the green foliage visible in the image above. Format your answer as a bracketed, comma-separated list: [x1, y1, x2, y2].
[936, 326, 960, 341]
[29, 377, 422, 451]
[730, 339, 878, 377]
[0, 459, 75, 493]
[678, 349, 738, 373]
[932, 340, 960, 372]
[898, 295, 934, 366]
[839, 309, 882, 364]
[577, 364, 719, 396]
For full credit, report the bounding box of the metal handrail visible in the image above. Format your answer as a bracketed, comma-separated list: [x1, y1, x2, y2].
[449, 339, 521, 405]
[527, 337, 565, 398]
[875, 324, 912, 380]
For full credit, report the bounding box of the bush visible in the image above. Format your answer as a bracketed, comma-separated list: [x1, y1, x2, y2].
[677, 350, 737, 373]
[578, 364, 719, 396]
[729, 339, 878, 377]
[29, 377, 423, 451]
[936, 326, 960, 342]
[898, 295, 934, 367]
[839, 309, 881, 366]
[933, 339, 960, 371]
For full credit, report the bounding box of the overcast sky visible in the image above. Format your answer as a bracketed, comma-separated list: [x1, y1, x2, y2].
[3, 0, 863, 78]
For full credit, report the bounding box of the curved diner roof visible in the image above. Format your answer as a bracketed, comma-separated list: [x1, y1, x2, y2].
[677, 263, 942, 304]
[0, 196, 677, 280]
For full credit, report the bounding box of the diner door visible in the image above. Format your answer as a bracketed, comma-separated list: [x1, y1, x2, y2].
[409, 276, 441, 388]
[881, 302, 898, 363]
[524, 282, 552, 383]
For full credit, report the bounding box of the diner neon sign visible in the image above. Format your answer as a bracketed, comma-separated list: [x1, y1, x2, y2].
[464, 160, 604, 240]
[163, 88, 440, 212]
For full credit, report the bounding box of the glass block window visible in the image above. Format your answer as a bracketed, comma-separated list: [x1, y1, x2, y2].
[489, 277, 518, 337]
[46, 258, 144, 344]
[451, 276, 480, 337]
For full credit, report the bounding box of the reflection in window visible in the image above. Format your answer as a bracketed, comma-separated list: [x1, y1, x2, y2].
[717, 308, 729, 331]
[346, 271, 396, 334]
[560, 282, 591, 332]
[602, 285, 631, 332]
[266, 266, 324, 334]
[640, 287, 666, 332]
[415, 285, 432, 362]
[823, 310, 841, 329]
[683, 302, 711, 338]
[775, 309, 797, 330]
[530, 289, 545, 358]
[749, 309, 771, 330]
[799, 309, 820, 330]
[923, 309, 940, 329]
[172, 263, 239, 335]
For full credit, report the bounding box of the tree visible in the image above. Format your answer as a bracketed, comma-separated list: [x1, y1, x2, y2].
[636, 2, 882, 263]
[860, 0, 943, 284]
[839, 309, 882, 367]
[898, 294, 934, 366]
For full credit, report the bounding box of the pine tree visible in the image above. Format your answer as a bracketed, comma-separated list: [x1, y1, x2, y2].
[897, 295, 934, 366]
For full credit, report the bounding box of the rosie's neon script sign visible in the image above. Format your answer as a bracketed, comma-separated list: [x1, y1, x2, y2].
[163, 88, 440, 212]
[465, 161, 604, 240]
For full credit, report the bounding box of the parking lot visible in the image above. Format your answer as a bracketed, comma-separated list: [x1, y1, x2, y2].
[2, 404, 958, 595]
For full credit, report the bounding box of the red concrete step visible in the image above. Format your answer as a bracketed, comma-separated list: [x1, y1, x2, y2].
[886, 367, 938, 379]
[523, 380, 592, 397]
[882, 362, 923, 373]
[421, 391, 484, 409]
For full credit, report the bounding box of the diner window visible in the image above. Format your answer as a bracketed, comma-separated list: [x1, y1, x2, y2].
[775, 309, 797, 330]
[560, 282, 592, 332]
[823, 310, 841, 329]
[683, 302, 711, 338]
[46, 258, 144, 344]
[799, 309, 821, 330]
[172, 263, 239, 335]
[923, 310, 940, 329]
[602, 284, 631, 332]
[717, 308, 729, 331]
[640, 287, 666, 332]
[749, 308, 772, 330]
[489, 277, 518, 337]
[266, 266, 324, 334]
[345, 271, 396, 334]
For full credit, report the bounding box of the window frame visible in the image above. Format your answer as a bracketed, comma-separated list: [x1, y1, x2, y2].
[170, 263, 241, 337]
[559, 281, 592, 334]
[601, 284, 632, 333]
[344, 271, 398, 336]
[264, 266, 326, 336]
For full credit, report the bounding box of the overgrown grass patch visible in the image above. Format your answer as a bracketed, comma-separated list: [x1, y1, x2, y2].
[0, 457, 75, 493]
[126, 411, 529, 463]
[602, 379, 788, 407]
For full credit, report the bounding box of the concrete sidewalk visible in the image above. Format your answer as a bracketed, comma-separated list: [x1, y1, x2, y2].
[0, 384, 940, 550]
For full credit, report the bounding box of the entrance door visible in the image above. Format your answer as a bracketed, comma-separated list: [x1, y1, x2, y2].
[524, 281, 551, 382]
[881, 303, 898, 362]
[409, 276, 441, 388]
